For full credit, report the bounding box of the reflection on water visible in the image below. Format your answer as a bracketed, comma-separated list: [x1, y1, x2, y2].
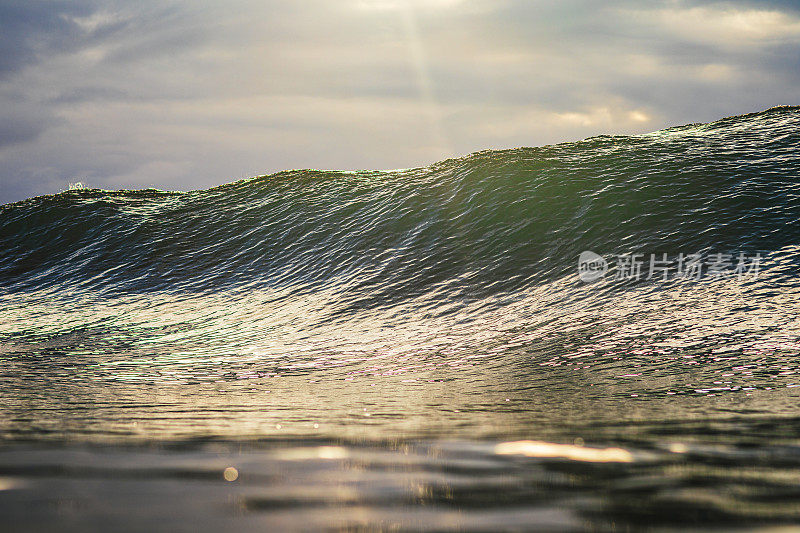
[4, 434, 800, 532]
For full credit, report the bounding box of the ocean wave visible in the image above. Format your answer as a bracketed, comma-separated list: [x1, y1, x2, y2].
[1, 106, 798, 299]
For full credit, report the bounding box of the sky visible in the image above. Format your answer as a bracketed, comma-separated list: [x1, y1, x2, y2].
[1, 0, 799, 204]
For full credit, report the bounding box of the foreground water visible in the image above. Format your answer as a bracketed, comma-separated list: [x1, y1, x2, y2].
[1, 106, 799, 531]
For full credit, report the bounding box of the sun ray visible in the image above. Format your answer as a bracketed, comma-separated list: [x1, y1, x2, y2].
[397, 3, 452, 160]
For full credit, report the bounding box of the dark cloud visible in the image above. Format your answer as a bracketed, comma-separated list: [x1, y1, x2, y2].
[0, 111, 53, 149]
[49, 86, 131, 105]
[0, 1, 100, 78]
[691, 0, 800, 12]
[0, 86, 63, 152]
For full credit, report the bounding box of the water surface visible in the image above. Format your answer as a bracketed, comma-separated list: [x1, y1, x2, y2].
[1, 106, 799, 531]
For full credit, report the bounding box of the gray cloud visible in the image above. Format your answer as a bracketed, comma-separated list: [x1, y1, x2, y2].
[0, 1, 120, 78]
[0, 95, 58, 148]
[1, 0, 799, 204]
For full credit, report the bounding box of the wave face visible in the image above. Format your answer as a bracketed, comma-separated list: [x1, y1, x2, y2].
[2, 106, 799, 297]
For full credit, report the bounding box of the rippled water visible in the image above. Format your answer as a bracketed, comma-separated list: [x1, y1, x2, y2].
[1, 106, 799, 531]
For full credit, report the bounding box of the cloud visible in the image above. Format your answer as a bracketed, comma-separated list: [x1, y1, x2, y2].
[552, 107, 651, 128]
[0, 0, 799, 204]
[0, 98, 58, 149]
[626, 5, 800, 46]
[0, 1, 120, 79]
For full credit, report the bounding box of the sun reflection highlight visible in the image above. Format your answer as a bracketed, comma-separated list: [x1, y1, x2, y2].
[495, 440, 634, 463]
